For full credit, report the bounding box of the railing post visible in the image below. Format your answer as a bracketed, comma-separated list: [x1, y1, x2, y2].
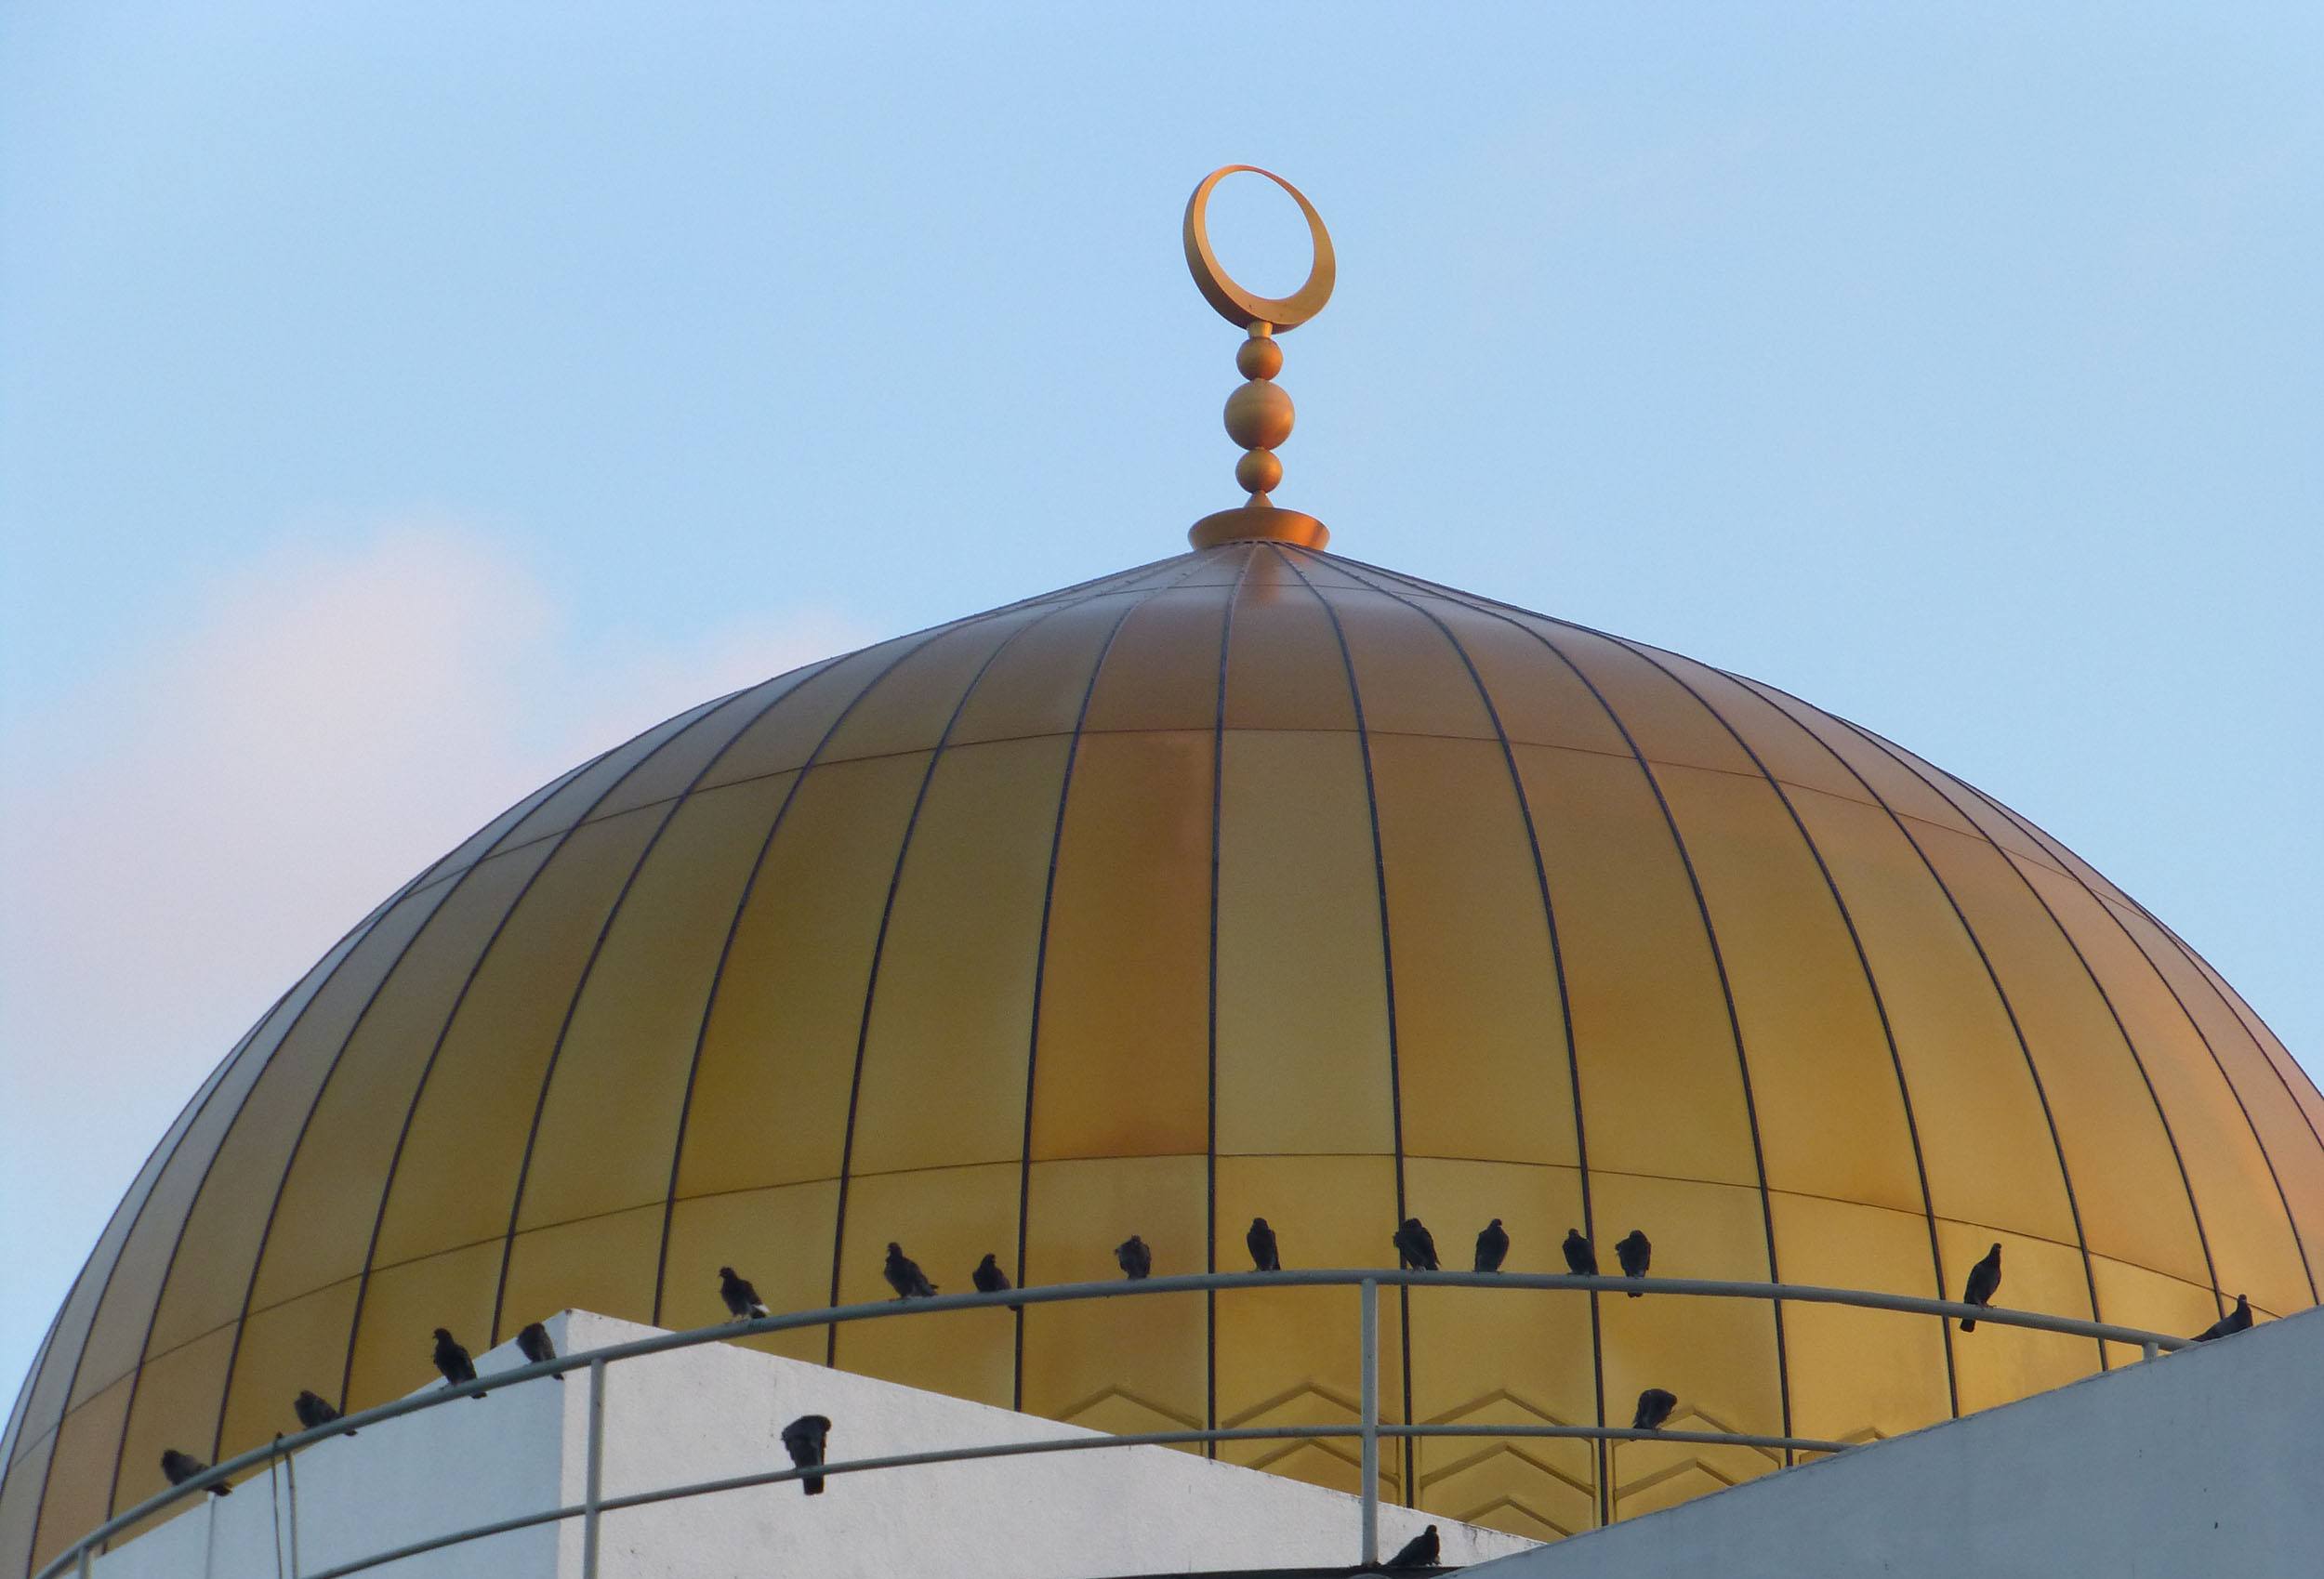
[1359, 1277, 1380, 1568]
[2142, 1340, 2159, 1362]
[73, 1545, 88, 1579]
[583, 1357, 607, 1579]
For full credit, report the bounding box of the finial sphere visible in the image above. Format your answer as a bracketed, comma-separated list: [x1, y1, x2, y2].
[1182, 166, 1337, 331]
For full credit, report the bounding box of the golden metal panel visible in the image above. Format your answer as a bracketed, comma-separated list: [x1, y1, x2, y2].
[1221, 578, 1356, 733]
[498, 699, 725, 850]
[144, 877, 457, 1356]
[1079, 586, 1231, 733]
[693, 639, 912, 790]
[1650, 763, 1924, 1214]
[1370, 735, 1575, 1167]
[1214, 730, 1393, 1157]
[950, 594, 1139, 745]
[2094, 886, 2324, 1270]
[662, 1182, 838, 1363]
[110, 1326, 236, 1521]
[343, 1241, 501, 1415]
[2014, 857, 2312, 1312]
[499, 1205, 666, 1345]
[591, 672, 826, 819]
[676, 758, 920, 1197]
[1400, 1158, 1596, 1529]
[850, 737, 1074, 1176]
[1029, 731, 1213, 1161]
[1906, 820, 2207, 1283]
[1766, 1193, 1951, 1443]
[515, 777, 794, 1232]
[0, 1428, 53, 1578]
[214, 1279, 359, 1476]
[1329, 588, 1496, 741]
[1213, 1155, 1406, 1499]
[1788, 792, 2080, 1243]
[370, 807, 667, 1266]
[1414, 598, 1631, 760]
[28, 1376, 128, 1571]
[1936, 1218, 2097, 1415]
[833, 1165, 1020, 1408]
[1509, 744, 1757, 1187]
[1023, 1157, 1208, 1437]
[1516, 624, 1756, 781]
[820, 615, 1040, 765]
[247, 839, 563, 1307]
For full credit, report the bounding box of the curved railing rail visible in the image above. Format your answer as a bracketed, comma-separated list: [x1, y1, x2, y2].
[37, 1270, 2194, 1579]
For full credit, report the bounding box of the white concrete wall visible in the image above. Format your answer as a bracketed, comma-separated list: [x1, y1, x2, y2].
[93, 1311, 1538, 1578]
[93, 1324, 569, 1579]
[1475, 1305, 2324, 1579]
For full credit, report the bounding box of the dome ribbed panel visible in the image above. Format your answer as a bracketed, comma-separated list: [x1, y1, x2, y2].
[7, 544, 2318, 1568]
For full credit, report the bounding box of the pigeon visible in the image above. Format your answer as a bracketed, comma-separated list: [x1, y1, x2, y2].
[1562, 1229, 1598, 1277]
[1960, 1243, 2002, 1332]
[1473, 1218, 1509, 1273]
[780, 1414, 832, 1496]
[1248, 1217, 1281, 1272]
[160, 1449, 231, 1495]
[1615, 1229, 1651, 1293]
[2192, 1293, 2252, 1342]
[293, 1389, 352, 1435]
[1632, 1388, 1678, 1431]
[1116, 1234, 1153, 1281]
[1381, 1523, 1440, 1570]
[432, 1328, 484, 1399]
[971, 1254, 1012, 1295]
[1393, 1217, 1439, 1271]
[518, 1321, 561, 1378]
[719, 1266, 770, 1320]
[884, 1243, 938, 1299]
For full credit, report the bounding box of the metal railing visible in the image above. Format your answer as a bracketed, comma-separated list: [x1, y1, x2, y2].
[38, 1270, 2193, 1579]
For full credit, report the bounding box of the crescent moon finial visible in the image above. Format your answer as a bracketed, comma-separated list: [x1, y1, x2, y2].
[1183, 167, 1334, 551]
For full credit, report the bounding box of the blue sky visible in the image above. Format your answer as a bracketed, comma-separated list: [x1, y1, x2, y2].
[3, 4, 2318, 1399]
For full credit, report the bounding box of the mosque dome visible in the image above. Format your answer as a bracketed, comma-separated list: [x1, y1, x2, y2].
[7, 171, 2319, 1569]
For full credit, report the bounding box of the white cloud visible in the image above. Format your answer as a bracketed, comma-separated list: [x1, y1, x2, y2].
[0, 519, 870, 1390]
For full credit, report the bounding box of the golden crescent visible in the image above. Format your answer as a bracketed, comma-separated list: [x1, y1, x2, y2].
[1182, 165, 1336, 332]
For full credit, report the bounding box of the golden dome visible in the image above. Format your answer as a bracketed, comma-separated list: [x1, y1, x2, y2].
[5, 539, 2319, 1564]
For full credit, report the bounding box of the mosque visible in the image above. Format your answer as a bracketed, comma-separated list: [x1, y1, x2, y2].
[4, 167, 2317, 1578]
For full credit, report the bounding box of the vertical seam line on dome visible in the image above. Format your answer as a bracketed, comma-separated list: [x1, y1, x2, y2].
[1581, 640, 1961, 1415]
[1943, 769, 2319, 1305]
[329, 703, 770, 1419]
[207, 715, 727, 1455]
[1326, 554, 1803, 1461]
[1270, 544, 1418, 1505]
[824, 597, 1100, 1364]
[645, 558, 1202, 1329]
[1577, 632, 1964, 1421]
[1203, 544, 1261, 1450]
[80, 838, 495, 1543]
[1300, 548, 1614, 1526]
[485, 678, 878, 1344]
[1010, 560, 1208, 1409]
[1687, 671, 2108, 1369]
[1821, 712, 2232, 1320]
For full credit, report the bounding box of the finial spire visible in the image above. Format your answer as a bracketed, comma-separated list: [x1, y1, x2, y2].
[1183, 166, 1333, 550]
